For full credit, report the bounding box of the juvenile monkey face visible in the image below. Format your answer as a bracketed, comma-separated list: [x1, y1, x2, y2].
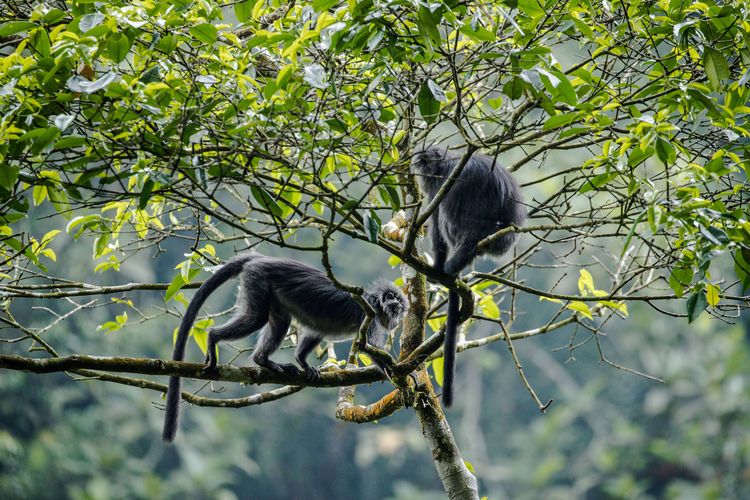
[379, 286, 408, 328]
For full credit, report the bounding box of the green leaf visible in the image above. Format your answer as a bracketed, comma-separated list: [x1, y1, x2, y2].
[22, 127, 60, 155]
[550, 70, 577, 105]
[432, 357, 444, 386]
[579, 171, 619, 194]
[251, 186, 283, 217]
[699, 224, 729, 246]
[686, 290, 707, 323]
[517, 0, 544, 17]
[703, 47, 729, 91]
[426, 79, 447, 102]
[0, 165, 19, 191]
[669, 266, 693, 297]
[138, 179, 154, 210]
[417, 6, 442, 46]
[313, 0, 339, 10]
[54, 136, 87, 150]
[107, 33, 131, 63]
[165, 274, 186, 302]
[543, 112, 580, 130]
[459, 23, 496, 42]
[620, 209, 647, 257]
[706, 283, 720, 307]
[655, 137, 676, 165]
[67, 72, 120, 94]
[734, 249, 750, 293]
[235, 0, 256, 22]
[190, 23, 218, 44]
[503, 77, 525, 99]
[362, 209, 381, 243]
[0, 21, 36, 36]
[79, 12, 104, 33]
[418, 81, 441, 123]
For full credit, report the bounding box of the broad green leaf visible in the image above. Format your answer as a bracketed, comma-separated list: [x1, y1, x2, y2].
[165, 274, 186, 302]
[459, 24, 495, 42]
[703, 47, 729, 91]
[362, 209, 380, 242]
[67, 72, 120, 94]
[235, 0, 257, 22]
[107, 33, 131, 62]
[418, 81, 441, 123]
[543, 112, 580, 130]
[0, 21, 36, 36]
[706, 284, 720, 307]
[313, 0, 339, 10]
[190, 23, 218, 44]
[432, 357, 444, 386]
[417, 6, 442, 46]
[79, 12, 104, 33]
[579, 171, 619, 194]
[427, 79, 447, 102]
[0, 166, 19, 191]
[734, 249, 750, 293]
[251, 186, 283, 217]
[669, 266, 693, 297]
[655, 137, 676, 165]
[686, 290, 707, 323]
[503, 77, 525, 99]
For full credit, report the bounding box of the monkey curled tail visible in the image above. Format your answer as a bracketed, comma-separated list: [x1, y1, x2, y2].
[162, 252, 407, 443]
[412, 147, 525, 407]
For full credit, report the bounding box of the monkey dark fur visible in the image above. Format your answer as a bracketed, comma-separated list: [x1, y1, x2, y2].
[162, 252, 407, 443]
[412, 147, 525, 407]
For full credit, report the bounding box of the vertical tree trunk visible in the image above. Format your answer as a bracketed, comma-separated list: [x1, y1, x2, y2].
[400, 271, 479, 499]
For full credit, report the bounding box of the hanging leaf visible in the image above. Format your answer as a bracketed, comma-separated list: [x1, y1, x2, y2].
[686, 290, 707, 323]
[107, 33, 131, 63]
[703, 47, 729, 91]
[432, 357, 444, 386]
[418, 81, 441, 123]
[190, 23, 218, 44]
[0, 21, 36, 36]
[251, 186, 283, 217]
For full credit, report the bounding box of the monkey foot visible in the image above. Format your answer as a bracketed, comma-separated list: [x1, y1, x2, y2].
[200, 364, 219, 378]
[303, 366, 320, 382]
[271, 362, 303, 377]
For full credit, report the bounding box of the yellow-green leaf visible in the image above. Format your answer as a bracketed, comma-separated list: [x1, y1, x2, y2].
[567, 301, 593, 320]
[706, 283, 720, 307]
[432, 356, 444, 386]
[479, 294, 500, 319]
[578, 269, 595, 295]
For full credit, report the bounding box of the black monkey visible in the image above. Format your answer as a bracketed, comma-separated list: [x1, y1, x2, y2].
[412, 147, 525, 407]
[163, 252, 407, 443]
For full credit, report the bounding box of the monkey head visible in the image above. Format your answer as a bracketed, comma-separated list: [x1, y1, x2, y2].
[365, 281, 408, 330]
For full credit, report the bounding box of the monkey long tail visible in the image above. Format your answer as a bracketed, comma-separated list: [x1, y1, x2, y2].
[162, 255, 254, 443]
[442, 290, 460, 408]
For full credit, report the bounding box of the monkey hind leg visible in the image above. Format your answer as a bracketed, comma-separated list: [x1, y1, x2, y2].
[251, 312, 299, 376]
[204, 311, 269, 374]
[294, 333, 323, 381]
[443, 239, 478, 277]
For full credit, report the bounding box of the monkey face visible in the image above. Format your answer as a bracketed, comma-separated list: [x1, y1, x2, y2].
[380, 287, 408, 329]
[367, 282, 408, 329]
